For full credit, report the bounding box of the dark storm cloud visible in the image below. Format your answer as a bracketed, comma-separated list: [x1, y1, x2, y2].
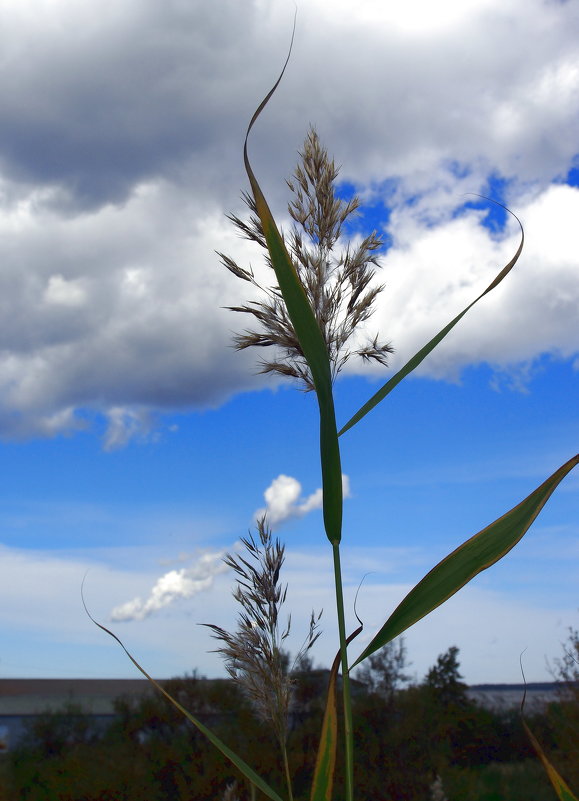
[0, 0, 273, 209]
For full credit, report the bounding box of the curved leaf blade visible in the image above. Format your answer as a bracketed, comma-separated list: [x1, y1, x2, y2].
[352, 453, 579, 668]
[242, 19, 342, 543]
[339, 206, 524, 436]
[82, 598, 285, 801]
[242, 17, 330, 401]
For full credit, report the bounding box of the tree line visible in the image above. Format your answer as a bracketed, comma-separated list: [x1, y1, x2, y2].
[5, 630, 577, 801]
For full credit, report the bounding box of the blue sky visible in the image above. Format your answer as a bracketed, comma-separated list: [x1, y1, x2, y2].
[0, 0, 577, 685]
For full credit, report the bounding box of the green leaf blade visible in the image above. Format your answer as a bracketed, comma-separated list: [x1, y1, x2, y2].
[352, 453, 579, 668]
[242, 33, 343, 544]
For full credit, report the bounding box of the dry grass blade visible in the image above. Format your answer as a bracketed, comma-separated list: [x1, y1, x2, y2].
[520, 663, 579, 801]
[310, 623, 362, 801]
[523, 723, 578, 801]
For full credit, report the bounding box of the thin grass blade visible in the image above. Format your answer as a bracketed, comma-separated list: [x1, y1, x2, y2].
[352, 453, 579, 667]
[309, 648, 339, 801]
[82, 597, 285, 801]
[243, 19, 342, 543]
[339, 205, 524, 436]
[310, 625, 362, 801]
[519, 674, 579, 801]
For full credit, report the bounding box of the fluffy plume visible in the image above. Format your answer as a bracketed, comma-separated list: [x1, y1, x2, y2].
[219, 127, 393, 390]
[203, 517, 321, 747]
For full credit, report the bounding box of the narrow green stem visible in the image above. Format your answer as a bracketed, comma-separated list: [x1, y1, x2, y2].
[281, 742, 294, 801]
[332, 541, 354, 801]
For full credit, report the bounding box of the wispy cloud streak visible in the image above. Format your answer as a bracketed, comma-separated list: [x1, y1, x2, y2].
[111, 549, 228, 622]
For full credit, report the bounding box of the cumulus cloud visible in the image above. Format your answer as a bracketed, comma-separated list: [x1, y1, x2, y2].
[255, 474, 351, 528]
[0, 183, 267, 441]
[111, 549, 228, 622]
[0, 0, 577, 442]
[344, 183, 579, 384]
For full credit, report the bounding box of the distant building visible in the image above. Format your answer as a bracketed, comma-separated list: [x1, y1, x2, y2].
[0, 678, 156, 752]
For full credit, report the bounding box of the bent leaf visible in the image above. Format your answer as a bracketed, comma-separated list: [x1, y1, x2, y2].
[243, 17, 342, 543]
[339, 204, 524, 436]
[352, 453, 579, 668]
[310, 625, 362, 801]
[82, 596, 284, 801]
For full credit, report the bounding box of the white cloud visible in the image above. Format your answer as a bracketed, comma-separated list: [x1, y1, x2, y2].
[318, 0, 499, 37]
[110, 549, 229, 622]
[102, 407, 151, 451]
[0, 538, 575, 683]
[0, 183, 267, 439]
[0, 0, 577, 442]
[341, 183, 579, 384]
[255, 473, 351, 527]
[44, 275, 87, 307]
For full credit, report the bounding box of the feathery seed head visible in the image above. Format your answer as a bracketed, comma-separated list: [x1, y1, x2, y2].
[203, 517, 321, 745]
[219, 127, 393, 391]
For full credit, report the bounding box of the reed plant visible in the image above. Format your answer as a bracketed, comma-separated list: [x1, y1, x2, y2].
[202, 517, 322, 801]
[88, 26, 578, 801]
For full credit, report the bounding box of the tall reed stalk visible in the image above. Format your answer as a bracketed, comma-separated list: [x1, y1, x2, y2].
[203, 518, 321, 801]
[89, 24, 579, 801]
[219, 115, 393, 801]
